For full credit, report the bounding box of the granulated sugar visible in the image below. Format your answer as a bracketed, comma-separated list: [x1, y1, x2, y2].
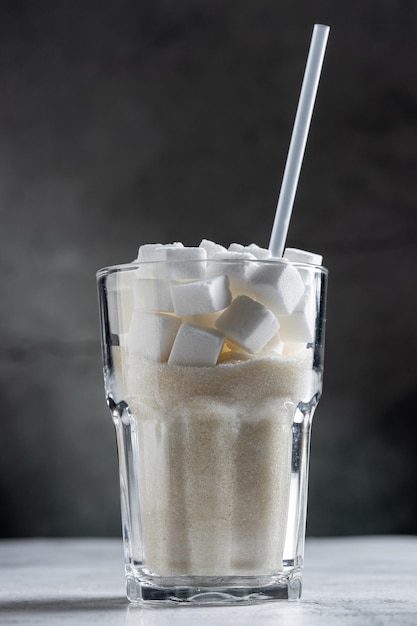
[113, 350, 314, 576]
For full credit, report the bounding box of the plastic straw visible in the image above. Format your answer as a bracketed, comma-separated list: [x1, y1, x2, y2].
[269, 24, 330, 257]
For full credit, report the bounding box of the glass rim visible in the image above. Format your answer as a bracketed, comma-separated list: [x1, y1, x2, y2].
[96, 259, 328, 280]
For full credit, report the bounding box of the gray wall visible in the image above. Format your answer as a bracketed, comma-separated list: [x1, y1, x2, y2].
[1, 1, 416, 537]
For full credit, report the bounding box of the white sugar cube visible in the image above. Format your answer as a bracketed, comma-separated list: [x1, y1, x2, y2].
[127, 311, 181, 362]
[229, 243, 272, 260]
[249, 260, 305, 316]
[228, 243, 248, 254]
[296, 265, 315, 287]
[259, 330, 284, 355]
[208, 250, 257, 295]
[134, 264, 156, 279]
[222, 329, 283, 360]
[278, 286, 315, 343]
[283, 248, 323, 287]
[211, 250, 257, 265]
[283, 247, 323, 266]
[136, 243, 161, 263]
[168, 323, 225, 367]
[136, 242, 183, 262]
[133, 278, 174, 312]
[215, 295, 279, 354]
[171, 275, 232, 316]
[106, 271, 135, 335]
[199, 239, 228, 256]
[157, 246, 207, 279]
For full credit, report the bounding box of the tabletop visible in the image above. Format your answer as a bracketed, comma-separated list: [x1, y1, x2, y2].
[0, 536, 416, 625]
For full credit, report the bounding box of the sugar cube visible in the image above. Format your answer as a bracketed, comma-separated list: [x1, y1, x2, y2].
[249, 260, 305, 315]
[171, 275, 232, 316]
[259, 330, 284, 355]
[208, 250, 257, 296]
[133, 278, 174, 312]
[157, 246, 207, 279]
[106, 270, 135, 335]
[199, 239, 228, 256]
[278, 286, 315, 343]
[127, 311, 181, 362]
[215, 295, 279, 354]
[168, 322, 225, 367]
[283, 247, 323, 266]
[283, 248, 323, 287]
[229, 243, 272, 260]
[136, 242, 183, 262]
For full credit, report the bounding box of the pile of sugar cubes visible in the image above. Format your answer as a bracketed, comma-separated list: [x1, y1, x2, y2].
[109, 240, 322, 367]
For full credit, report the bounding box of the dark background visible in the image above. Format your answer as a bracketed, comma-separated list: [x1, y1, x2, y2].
[1, 1, 416, 538]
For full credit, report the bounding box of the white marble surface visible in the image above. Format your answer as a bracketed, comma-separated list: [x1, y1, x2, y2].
[0, 537, 416, 625]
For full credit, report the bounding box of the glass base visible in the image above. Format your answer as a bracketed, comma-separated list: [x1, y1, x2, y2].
[125, 565, 303, 605]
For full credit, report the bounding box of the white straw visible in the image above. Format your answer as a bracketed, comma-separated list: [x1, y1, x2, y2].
[269, 24, 330, 257]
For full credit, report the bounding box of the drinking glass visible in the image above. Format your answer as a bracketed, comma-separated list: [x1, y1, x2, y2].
[96, 259, 327, 605]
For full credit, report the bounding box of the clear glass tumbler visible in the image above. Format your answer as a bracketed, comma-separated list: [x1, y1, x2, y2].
[96, 258, 327, 605]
